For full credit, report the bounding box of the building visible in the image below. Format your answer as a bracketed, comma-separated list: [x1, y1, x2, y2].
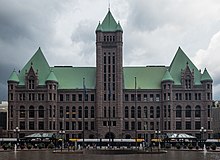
[0, 101, 8, 137]
[7, 10, 213, 141]
[212, 101, 220, 138]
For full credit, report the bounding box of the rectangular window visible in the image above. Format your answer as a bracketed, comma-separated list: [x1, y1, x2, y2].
[39, 122, 44, 130]
[144, 94, 147, 101]
[91, 94, 95, 101]
[78, 122, 82, 130]
[29, 121, 34, 130]
[66, 94, 70, 101]
[150, 94, 154, 101]
[125, 122, 129, 130]
[156, 94, 160, 101]
[85, 122, 88, 130]
[195, 121, 201, 130]
[125, 94, 129, 101]
[20, 121, 25, 130]
[72, 94, 76, 101]
[91, 122, 95, 130]
[131, 122, 135, 130]
[72, 122, 76, 130]
[131, 94, 135, 101]
[78, 94, 82, 101]
[137, 94, 141, 101]
[185, 121, 191, 130]
[176, 121, 182, 130]
[60, 94, 64, 101]
[66, 122, 69, 130]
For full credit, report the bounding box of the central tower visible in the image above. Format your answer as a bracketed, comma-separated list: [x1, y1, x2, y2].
[95, 10, 123, 138]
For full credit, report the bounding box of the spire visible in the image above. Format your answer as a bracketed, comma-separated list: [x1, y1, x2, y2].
[116, 21, 123, 32]
[201, 68, 213, 82]
[96, 8, 122, 32]
[162, 69, 174, 82]
[46, 69, 58, 83]
[8, 69, 19, 83]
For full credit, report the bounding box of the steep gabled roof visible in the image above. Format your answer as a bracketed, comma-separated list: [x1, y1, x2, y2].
[169, 47, 202, 85]
[18, 47, 50, 85]
[96, 10, 123, 32]
[201, 68, 213, 82]
[162, 70, 174, 82]
[8, 69, 19, 83]
[123, 66, 167, 89]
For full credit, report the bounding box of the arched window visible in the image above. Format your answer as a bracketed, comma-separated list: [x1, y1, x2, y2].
[49, 105, 52, 117]
[72, 106, 76, 118]
[144, 106, 148, 118]
[185, 106, 191, 117]
[20, 106, 25, 118]
[91, 106, 95, 118]
[195, 105, 201, 117]
[85, 106, 88, 118]
[131, 106, 135, 118]
[39, 106, 44, 118]
[78, 106, 82, 118]
[138, 106, 141, 118]
[125, 106, 129, 118]
[66, 106, 69, 118]
[156, 106, 160, 118]
[60, 106, 63, 118]
[150, 106, 154, 118]
[176, 106, 182, 117]
[29, 106, 34, 118]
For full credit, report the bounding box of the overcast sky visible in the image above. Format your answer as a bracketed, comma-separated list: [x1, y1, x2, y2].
[1, 0, 220, 101]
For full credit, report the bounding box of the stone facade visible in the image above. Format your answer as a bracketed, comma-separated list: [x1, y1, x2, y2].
[7, 10, 213, 142]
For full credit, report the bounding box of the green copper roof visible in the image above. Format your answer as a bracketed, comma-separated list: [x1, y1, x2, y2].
[18, 47, 50, 85]
[98, 10, 122, 32]
[8, 69, 19, 83]
[52, 67, 96, 89]
[46, 70, 58, 83]
[123, 66, 167, 89]
[96, 22, 103, 32]
[201, 68, 212, 82]
[162, 70, 174, 82]
[116, 22, 123, 32]
[169, 47, 202, 85]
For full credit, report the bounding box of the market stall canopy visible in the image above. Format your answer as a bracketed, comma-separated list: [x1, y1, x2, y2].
[166, 133, 197, 139]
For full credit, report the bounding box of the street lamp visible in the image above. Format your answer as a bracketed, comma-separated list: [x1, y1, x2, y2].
[59, 129, 65, 152]
[155, 129, 161, 152]
[13, 126, 20, 151]
[200, 127, 207, 149]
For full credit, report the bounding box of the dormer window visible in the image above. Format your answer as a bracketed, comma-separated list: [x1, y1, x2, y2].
[28, 78, 35, 89]
[185, 75, 191, 89]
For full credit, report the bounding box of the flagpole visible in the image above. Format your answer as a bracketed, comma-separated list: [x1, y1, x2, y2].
[83, 78, 85, 148]
[135, 77, 137, 149]
[108, 76, 111, 148]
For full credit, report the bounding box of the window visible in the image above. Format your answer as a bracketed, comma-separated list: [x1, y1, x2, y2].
[156, 94, 160, 101]
[150, 106, 154, 118]
[66, 122, 69, 130]
[29, 106, 34, 118]
[29, 121, 34, 130]
[28, 79, 35, 89]
[185, 121, 191, 130]
[150, 94, 154, 101]
[156, 106, 160, 118]
[125, 122, 129, 130]
[185, 106, 191, 117]
[60, 106, 63, 118]
[164, 105, 167, 117]
[144, 94, 147, 101]
[39, 122, 44, 130]
[78, 106, 82, 118]
[78, 94, 82, 101]
[20, 121, 25, 130]
[60, 94, 64, 101]
[208, 105, 211, 117]
[138, 122, 141, 130]
[131, 94, 135, 101]
[125, 106, 129, 118]
[195, 121, 201, 129]
[91, 106, 95, 118]
[131, 106, 135, 118]
[85, 106, 88, 118]
[104, 107, 107, 118]
[138, 106, 141, 118]
[113, 107, 116, 118]
[176, 121, 182, 130]
[72, 122, 76, 130]
[176, 106, 182, 117]
[195, 106, 201, 117]
[137, 94, 141, 101]
[150, 122, 154, 130]
[91, 94, 95, 101]
[66, 94, 70, 101]
[91, 122, 95, 130]
[20, 106, 25, 118]
[78, 122, 82, 130]
[125, 94, 129, 101]
[10, 105, 13, 117]
[72, 94, 76, 101]
[72, 106, 76, 118]
[66, 106, 69, 118]
[39, 106, 44, 118]
[131, 122, 135, 130]
[85, 122, 88, 130]
[144, 106, 148, 118]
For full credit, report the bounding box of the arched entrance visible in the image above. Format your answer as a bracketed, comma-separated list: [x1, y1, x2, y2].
[105, 132, 115, 139]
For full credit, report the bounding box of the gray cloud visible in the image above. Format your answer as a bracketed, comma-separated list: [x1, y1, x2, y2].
[1, 0, 220, 100]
